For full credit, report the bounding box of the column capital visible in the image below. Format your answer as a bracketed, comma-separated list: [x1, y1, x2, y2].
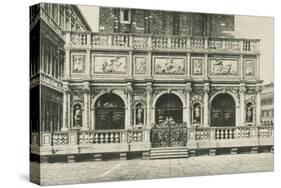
[126, 82, 133, 95]
[146, 83, 153, 95]
[185, 83, 192, 94]
[239, 83, 247, 94]
[203, 83, 210, 94]
[256, 84, 263, 93]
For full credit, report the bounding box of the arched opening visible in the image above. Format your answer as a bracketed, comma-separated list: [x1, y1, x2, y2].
[155, 93, 183, 124]
[211, 93, 235, 127]
[95, 93, 125, 130]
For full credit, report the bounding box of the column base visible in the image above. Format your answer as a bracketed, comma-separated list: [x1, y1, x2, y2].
[231, 148, 238, 155]
[251, 147, 258, 154]
[142, 151, 150, 160]
[67, 155, 76, 163]
[93, 154, 102, 161]
[189, 149, 196, 157]
[119, 153, 127, 160]
[209, 149, 216, 156]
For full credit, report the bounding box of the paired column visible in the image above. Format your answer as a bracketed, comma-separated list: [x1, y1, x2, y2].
[203, 83, 210, 127]
[256, 84, 262, 126]
[82, 82, 90, 130]
[239, 83, 246, 127]
[146, 82, 153, 127]
[62, 82, 70, 131]
[126, 82, 133, 129]
[185, 83, 192, 127]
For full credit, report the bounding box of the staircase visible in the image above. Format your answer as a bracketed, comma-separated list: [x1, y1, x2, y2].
[150, 147, 189, 159]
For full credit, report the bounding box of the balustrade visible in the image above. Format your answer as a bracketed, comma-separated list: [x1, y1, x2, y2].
[67, 32, 259, 53]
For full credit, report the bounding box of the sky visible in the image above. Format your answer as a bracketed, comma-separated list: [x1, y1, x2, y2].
[78, 6, 274, 84]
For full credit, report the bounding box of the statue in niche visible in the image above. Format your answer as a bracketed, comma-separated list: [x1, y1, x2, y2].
[193, 104, 201, 124]
[136, 104, 144, 126]
[73, 104, 82, 128]
[246, 103, 254, 123]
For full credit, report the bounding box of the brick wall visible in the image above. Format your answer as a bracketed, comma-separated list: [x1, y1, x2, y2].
[99, 7, 235, 38]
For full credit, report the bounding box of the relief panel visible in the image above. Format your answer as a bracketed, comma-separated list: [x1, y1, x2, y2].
[244, 59, 256, 76]
[191, 57, 203, 76]
[134, 56, 147, 74]
[92, 55, 127, 74]
[72, 54, 85, 73]
[209, 58, 238, 76]
[154, 57, 185, 75]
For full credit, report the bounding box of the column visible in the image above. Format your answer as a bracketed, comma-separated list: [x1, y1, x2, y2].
[204, 54, 208, 80]
[239, 55, 244, 80]
[90, 94, 95, 130]
[146, 82, 153, 127]
[185, 83, 192, 127]
[239, 83, 246, 127]
[146, 52, 152, 79]
[64, 49, 70, 78]
[186, 53, 191, 79]
[128, 51, 133, 79]
[256, 84, 262, 126]
[82, 82, 90, 130]
[61, 82, 69, 131]
[203, 83, 210, 127]
[126, 82, 133, 129]
[86, 50, 91, 76]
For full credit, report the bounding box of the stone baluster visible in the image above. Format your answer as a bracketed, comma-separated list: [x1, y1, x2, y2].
[239, 83, 246, 126]
[203, 83, 210, 127]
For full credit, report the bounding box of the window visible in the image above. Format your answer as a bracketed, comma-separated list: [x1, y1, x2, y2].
[120, 9, 131, 23]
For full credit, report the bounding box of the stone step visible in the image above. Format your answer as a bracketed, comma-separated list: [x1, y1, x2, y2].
[151, 149, 188, 154]
[150, 154, 188, 159]
[151, 151, 188, 156]
[151, 147, 187, 151]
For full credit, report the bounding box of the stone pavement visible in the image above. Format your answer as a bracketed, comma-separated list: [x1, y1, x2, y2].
[32, 153, 273, 186]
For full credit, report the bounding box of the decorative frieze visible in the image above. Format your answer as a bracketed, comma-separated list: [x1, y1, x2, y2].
[154, 56, 185, 75]
[191, 58, 203, 75]
[92, 55, 127, 74]
[209, 58, 238, 76]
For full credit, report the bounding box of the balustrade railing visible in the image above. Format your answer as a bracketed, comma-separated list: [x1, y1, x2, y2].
[66, 32, 259, 53]
[40, 129, 150, 146]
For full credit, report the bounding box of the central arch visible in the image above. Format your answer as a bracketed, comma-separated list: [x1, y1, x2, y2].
[95, 93, 125, 130]
[155, 93, 183, 124]
[211, 93, 236, 127]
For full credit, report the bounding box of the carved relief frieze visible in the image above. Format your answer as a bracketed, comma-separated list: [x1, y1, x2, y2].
[92, 55, 127, 74]
[191, 58, 203, 75]
[72, 54, 85, 73]
[209, 58, 238, 76]
[134, 56, 147, 74]
[154, 57, 185, 75]
[244, 59, 256, 76]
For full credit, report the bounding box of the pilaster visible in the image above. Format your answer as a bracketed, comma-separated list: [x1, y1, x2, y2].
[146, 82, 153, 127]
[256, 84, 262, 126]
[239, 83, 246, 127]
[185, 83, 192, 127]
[203, 83, 210, 127]
[62, 82, 70, 131]
[81, 82, 90, 130]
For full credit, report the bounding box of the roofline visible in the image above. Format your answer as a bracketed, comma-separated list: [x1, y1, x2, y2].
[71, 5, 92, 31]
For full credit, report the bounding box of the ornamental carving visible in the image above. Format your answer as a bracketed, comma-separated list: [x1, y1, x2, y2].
[93, 56, 127, 74]
[133, 89, 147, 96]
[72, 55, 85, 73]
[244, 60, 256, 76]
[191, 58, 203, 75]
[210, 58, 238, 76]
[154, 57, 185, 75]
[134, 57, 146, 74]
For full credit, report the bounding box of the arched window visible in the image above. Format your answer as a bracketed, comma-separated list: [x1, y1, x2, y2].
[155, 93, 183, 124]
[246, 102, 254, 124]
[192, 103, 202, 125]
[73, 103, 82, 128]
[95, 94, 125, 130]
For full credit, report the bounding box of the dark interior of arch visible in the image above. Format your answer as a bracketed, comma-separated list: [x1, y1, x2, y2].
[95, 93, 125, 108]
